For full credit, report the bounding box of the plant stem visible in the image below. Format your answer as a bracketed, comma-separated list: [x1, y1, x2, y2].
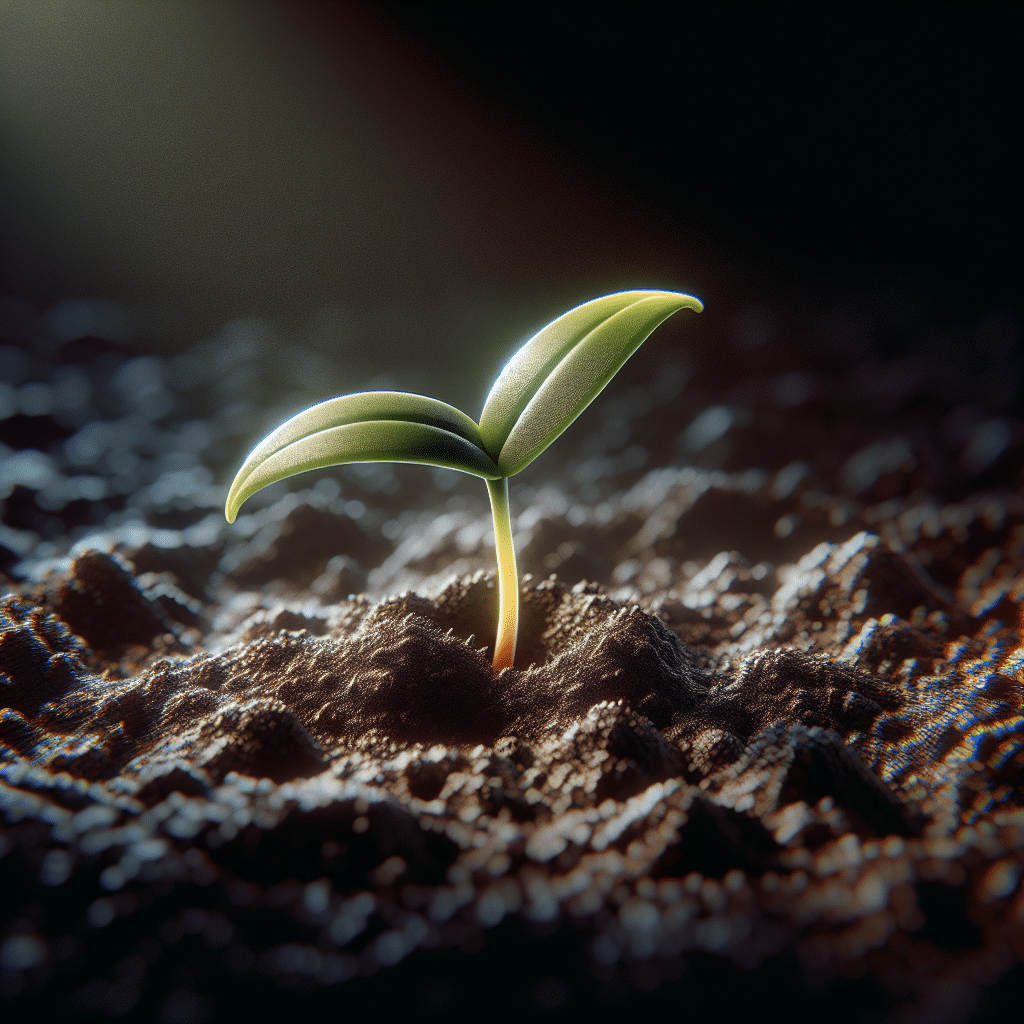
[486, 476, 518, 672]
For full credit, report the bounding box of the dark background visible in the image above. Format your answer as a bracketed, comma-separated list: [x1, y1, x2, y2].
[375, 0, 1023, 324]
[1, 0, 1021, 557]
[3, 1, 1020, 400]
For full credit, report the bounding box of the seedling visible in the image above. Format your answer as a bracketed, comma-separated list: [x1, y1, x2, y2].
[225, 290, 702, 671]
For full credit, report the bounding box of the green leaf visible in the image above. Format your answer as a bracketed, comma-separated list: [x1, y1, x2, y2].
[225, 392, 499, 522]
[478, 290, 702, 477]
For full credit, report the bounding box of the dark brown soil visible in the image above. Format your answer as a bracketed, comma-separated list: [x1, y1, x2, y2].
[1, 297, 1022, 1022]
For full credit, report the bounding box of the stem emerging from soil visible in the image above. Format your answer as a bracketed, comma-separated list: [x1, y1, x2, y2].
[486, 476, 518, 672]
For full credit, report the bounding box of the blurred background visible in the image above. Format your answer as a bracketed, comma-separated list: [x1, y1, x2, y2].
[1, 0, 1022, 582]
[4, 0, 1020, 376]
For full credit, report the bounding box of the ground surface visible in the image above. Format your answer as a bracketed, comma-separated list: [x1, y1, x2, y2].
[1, 296, 1022, 1022]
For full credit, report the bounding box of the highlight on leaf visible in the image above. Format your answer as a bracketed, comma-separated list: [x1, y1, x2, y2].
[225, 289, 702, 671]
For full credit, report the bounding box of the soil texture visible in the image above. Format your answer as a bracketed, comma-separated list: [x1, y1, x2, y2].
[1, 296, 1022, 1021]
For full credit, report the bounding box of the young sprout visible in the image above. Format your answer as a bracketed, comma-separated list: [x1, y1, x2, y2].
[225, 290, 702, 671]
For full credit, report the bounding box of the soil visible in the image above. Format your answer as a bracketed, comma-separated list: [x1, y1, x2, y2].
[1, 296, 1022, 1022]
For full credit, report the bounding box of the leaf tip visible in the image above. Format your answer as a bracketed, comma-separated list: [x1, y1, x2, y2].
[660, 290, 703, 315]
[224, 479, 245, 524]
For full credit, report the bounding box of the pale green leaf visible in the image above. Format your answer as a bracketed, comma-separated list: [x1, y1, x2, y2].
[225, 393, 498, 522]
[480, 290, 702, 477]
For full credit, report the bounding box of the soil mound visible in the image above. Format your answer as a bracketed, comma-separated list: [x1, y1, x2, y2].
[1, 538, 1021, 1021]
